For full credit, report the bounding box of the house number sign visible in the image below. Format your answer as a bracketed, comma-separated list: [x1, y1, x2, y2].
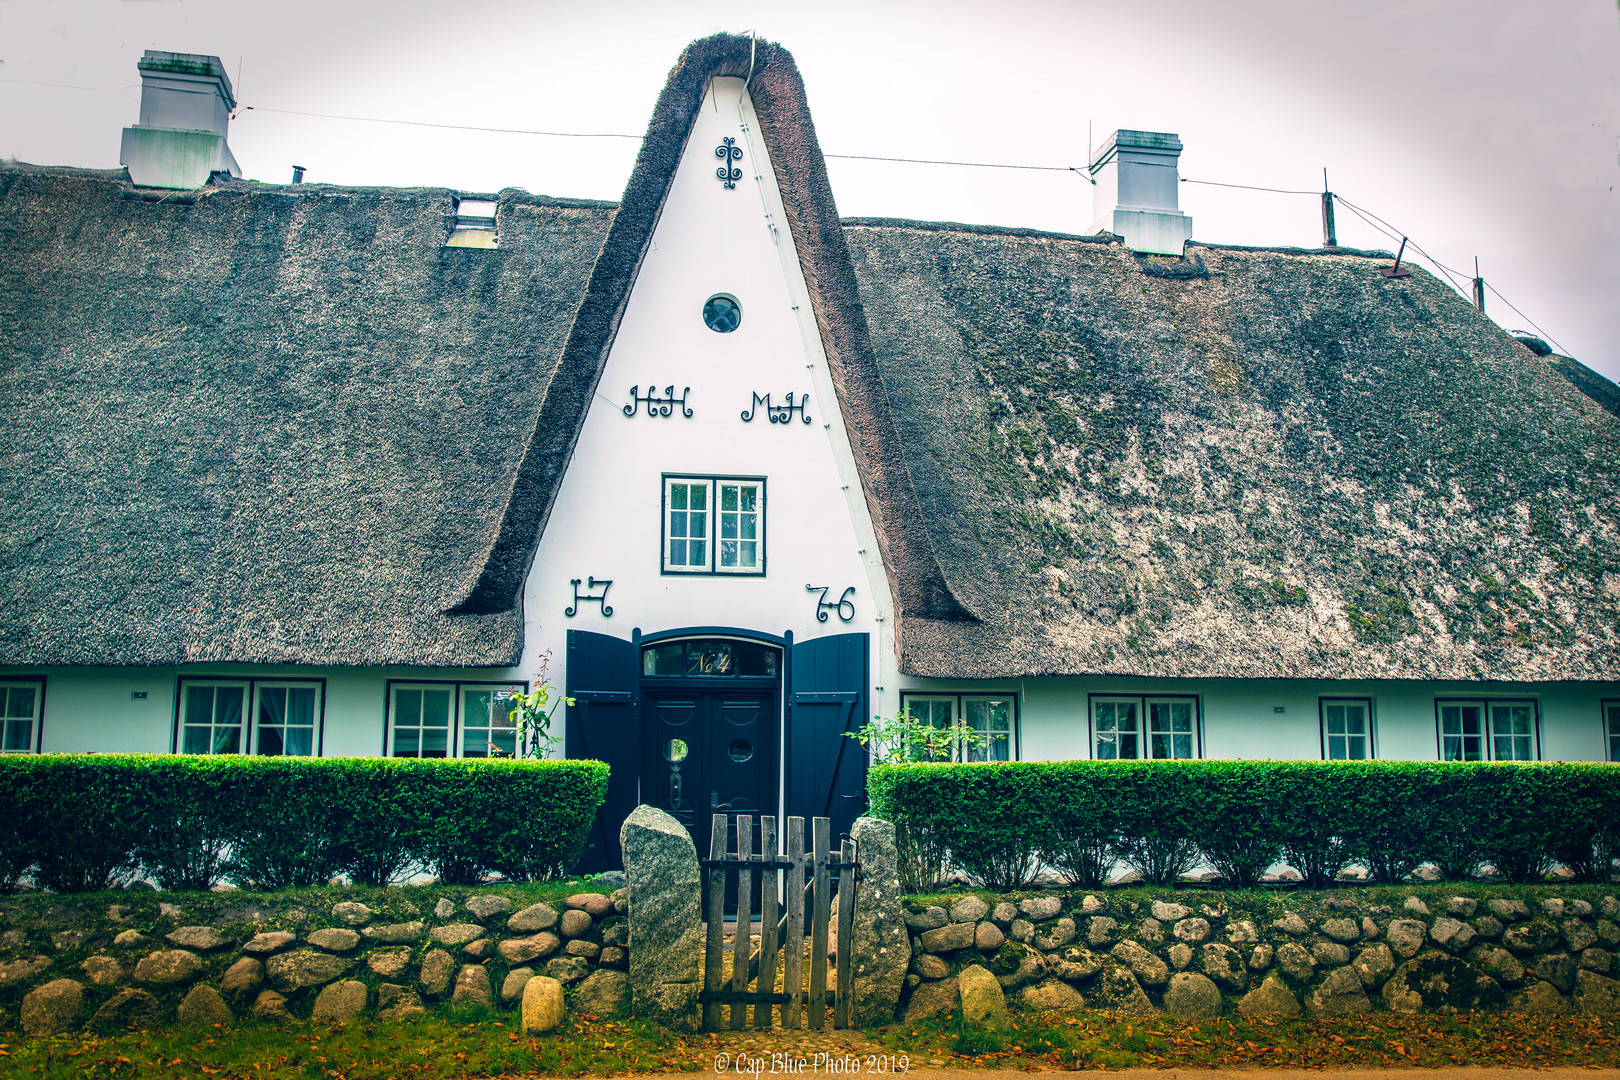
[740, 391, 811, 424]
[565, 577, 613, 617]
[806, 584, 856, 623]
[622, 385, 693, 419]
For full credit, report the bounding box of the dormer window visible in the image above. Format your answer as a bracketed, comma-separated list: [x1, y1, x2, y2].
[447, 196, 497, 248]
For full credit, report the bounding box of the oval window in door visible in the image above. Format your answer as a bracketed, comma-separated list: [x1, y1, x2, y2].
[728, 738, 754, 762]
[665, 738, 689, 762]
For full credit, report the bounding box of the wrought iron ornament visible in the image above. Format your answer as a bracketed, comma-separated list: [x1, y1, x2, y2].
[715, 136, 743, 189]
[622, 385, 694, 419]
[565, 577, 613, 617]
[806, 584, 856, 623]
[740, 391, 812, 424]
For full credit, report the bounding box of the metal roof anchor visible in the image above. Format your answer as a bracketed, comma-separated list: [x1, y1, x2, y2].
[1380, 237, 1412, 278]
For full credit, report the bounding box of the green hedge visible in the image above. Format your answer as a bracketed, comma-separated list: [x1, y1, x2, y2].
[867, 760, 1620, 891]
[0, 755, 609, 892]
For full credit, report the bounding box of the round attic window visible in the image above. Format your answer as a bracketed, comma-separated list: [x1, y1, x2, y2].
[702, 295, 742, 333]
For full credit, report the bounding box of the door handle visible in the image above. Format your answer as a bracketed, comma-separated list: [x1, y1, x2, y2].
[710, 791, 734, 811]
[670, 771, 682, 809]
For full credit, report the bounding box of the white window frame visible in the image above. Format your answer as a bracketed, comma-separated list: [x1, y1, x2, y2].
[661, 475, 765, 576]
[459, 684, 522, 759]
[1606, 700, 1620, 763]
[1436, 698, 1538, 761]
[177, 680, 250, 755]
[251, 682, 324, 757]
[1090, 695, 1200, 759]
[898, 692, 1018, 762]
[176, 678, 325, 756]
[1320, 697, 1375, 760]
[385, 680, 527, 759]
[0, 680, 43, 754]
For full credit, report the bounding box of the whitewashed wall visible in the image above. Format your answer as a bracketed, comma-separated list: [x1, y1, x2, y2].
[520, 76, 893, 718]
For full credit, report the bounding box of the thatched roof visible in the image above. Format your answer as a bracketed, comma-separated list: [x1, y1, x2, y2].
[5, 33, 1618, 680]
[845, 222, 1620, 680]
[0, 164, 613, 666]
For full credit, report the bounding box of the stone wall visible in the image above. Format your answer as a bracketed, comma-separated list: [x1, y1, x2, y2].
[901, 889, 1620, 1022]
[0, 887, 633, 1037]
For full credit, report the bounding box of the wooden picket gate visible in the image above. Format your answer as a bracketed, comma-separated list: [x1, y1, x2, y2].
[699, 814, 856, 1031]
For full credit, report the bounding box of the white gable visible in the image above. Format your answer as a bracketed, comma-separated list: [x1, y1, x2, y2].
[523, 77, 891, 687]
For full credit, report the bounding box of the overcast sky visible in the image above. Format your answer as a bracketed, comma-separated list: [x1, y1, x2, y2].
[4, 0, 1618, 380]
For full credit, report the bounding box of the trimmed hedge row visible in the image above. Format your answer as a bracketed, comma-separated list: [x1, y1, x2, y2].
[0, 755, 609, 892]
[867, 760, 1620, 891]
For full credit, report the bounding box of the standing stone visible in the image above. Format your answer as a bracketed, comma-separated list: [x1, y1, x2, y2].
[957, 964, 1009, 1029]
[22, 978, 84, 1036]
[176, 984, 234, 1026]
[1239, 973, 1301, 1018]
[574, 969, 632, 1017]
[502, 968, 536, 1003]
[377, 984, 428, 1021]
[1309, 967, 1371, 1014]
[621, 805, 702, 1032]
[418, 949, 455, 998]
[848, 817, 910, 1027]
[1164, 972, 1223, 1020]
[452, 965, 491, 1007]
[220, 957, 264, 1006]
[91, 988, 161, 1031]
[521, 975, 566, 1034]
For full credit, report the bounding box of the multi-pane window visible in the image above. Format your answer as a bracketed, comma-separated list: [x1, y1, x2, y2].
[177, 679, 323, 756]
[180, 682, 247, 755]
[461, 686, 520, 758]
[1093, 696, 1198, 759]
[255, 684, 318, 756]
[388, 681, 526, 759]
[1321, 698, 1373, 760]
[663, 476, 764, 575]
[1607, 701, 1620, 763]
[898, 693, 1016, 762]
[0, 682, 42, 753]
[1438, 699, 1537, 761]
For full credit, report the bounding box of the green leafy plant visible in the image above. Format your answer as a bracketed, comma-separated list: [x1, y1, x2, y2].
[847, 708, 995, 763]
[504, 650, 570, 759]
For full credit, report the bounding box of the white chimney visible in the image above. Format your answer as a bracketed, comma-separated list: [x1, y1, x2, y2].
[1088, 130, 1192, 256]
[119, 51, 241, 190]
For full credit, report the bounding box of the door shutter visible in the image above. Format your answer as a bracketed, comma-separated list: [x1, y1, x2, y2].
[786, 632, 869, 842]
[565, 629, 639, 872]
